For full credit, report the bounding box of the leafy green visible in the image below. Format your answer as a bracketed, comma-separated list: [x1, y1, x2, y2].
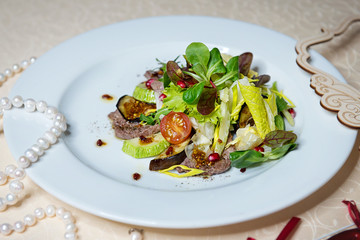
[140, 113, 156, 125]
[239, 83, 271, 139]
[262, 130, 297, 148]
[162, 83, 187, 112]
[183, 82, 206, 104]
[274, 115, 285, 130]
[139, 108, 172, 125]
[276, 96, 288, 112]
[197, 87, 217, 115]
[213, 56, 239, 85]
[166, 61, 185, 84]
[185, 42, 210, 70]
[230, 143, 297, 168]
[207, 48, 226, 79]
[238, 52, 253, 76]
[161, 72, 171, 88]
[230, 150, 264, 168]
[263, 143, 297, 160]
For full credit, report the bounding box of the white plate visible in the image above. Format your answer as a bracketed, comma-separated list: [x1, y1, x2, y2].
[4, 16, 357, 228]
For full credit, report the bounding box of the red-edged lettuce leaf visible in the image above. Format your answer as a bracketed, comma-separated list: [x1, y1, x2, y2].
[262, 130, 297, 148]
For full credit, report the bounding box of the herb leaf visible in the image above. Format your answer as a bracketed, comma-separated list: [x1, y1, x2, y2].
[263, 143, 297, 160]
[197, 87, 217, 115]
[166, 61, 184, 84]
[262, 130, 297, 148]
[230, 143, 297, 168]
[276, 96, 289, 112]
[274, 115, 285, 130]
[230, 150, 265, 168]
[254, 74, 271, 87]
[140, 113, 155, 125]
[206, 48, 226, 79]
[183, 81, 206, 104]
[185, 42, 210, 68]
[213, 56, 239, 86]
[238, 52, 253, 76]
[185, 42, 210, 80]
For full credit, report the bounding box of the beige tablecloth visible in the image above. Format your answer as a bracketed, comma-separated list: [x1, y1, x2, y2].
[0, 0, 359, 239]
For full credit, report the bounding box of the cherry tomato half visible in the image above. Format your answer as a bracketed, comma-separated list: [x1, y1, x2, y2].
[160, 111, 192, 144]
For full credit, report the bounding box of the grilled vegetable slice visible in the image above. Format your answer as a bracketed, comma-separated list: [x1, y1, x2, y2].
[122, 132, 170, 158]
[238, 104, 254, 128]
[116, 95, 156, 122]
[149, 138, 191, 171]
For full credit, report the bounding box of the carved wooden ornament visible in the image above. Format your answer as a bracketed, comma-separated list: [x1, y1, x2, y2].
[295, 15, 360, 128]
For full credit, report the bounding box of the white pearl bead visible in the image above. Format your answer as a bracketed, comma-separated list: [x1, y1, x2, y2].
[12, 64, 21, 73]
[14, 221, 25, 233]
[24, 214, 36, 226]
[37, 138, 50, 149]
[0, 171, 7, 185]
[24, 98, 36, 112]
[50, 126, 62, 137]
[65, 222, 77, 233]
[130, 230, 143, 240]
[44, 131, 57, 144]
[0, 223, 13, 235]
[64, 232, 77, 240]
[12, 95, 24, 108]
[4, 68, 13, 78]
[54, 119, 67, 132]
[45, 205, 56, 217]
[0, 97, 12, 110]
[20, 60, 30, 69]
[36, 100, 47, 113]
[30, 57, 37, 64]
[45, 106, 58, 119]
[62, 212, 75, 224]
[25, 149, 39, 162]
[5, 193, 17, 205]
[4, 164, 16, 176]
[54, 113, 66, 122]
[13, 168, 26, 180]
[9, 180, 24, 194]
[0, 197, 7, 211]
[17, 156, 31, 169]
[56, 207, 66, 218]
[0, 73, 6, 83]
[34, 207, 45, 219]
[31, 144, 44, 156]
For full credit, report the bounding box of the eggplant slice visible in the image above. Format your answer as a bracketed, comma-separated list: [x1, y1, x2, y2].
[149, 138, 191, 171]
[238, 104, 254, 128]
[116, 95, 156, 122]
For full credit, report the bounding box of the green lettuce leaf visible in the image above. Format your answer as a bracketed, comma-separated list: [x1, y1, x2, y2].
[239, 83, 271, 138]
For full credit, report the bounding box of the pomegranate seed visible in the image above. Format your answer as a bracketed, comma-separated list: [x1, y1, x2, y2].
[240, 168, 246, 173]
[254, 146, 264, 152]
[208, 153, 220, 162]
[159, 93, 167, 101]
[177, 80, 186, 88]
[288, 108, 296, 118]
[145, 79, 155, 89]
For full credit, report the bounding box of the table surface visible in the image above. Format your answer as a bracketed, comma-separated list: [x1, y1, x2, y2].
[0, 0, 359, 239]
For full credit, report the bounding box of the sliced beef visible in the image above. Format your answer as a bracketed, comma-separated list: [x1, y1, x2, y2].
[108, 110, 160, 139]
[150, 79, 164, 93]
[179, 146, 235, 176]
[144, 70, 163, 81]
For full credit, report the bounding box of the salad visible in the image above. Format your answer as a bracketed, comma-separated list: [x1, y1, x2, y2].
[108, 42, 297, 178]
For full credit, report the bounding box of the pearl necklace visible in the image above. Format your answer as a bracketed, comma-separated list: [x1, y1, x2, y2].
[0, 59, 143, 240]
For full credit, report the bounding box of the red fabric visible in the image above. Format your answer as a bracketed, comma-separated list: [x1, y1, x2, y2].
[343, 200, 360, 229]
[276, 217, 301, 240]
